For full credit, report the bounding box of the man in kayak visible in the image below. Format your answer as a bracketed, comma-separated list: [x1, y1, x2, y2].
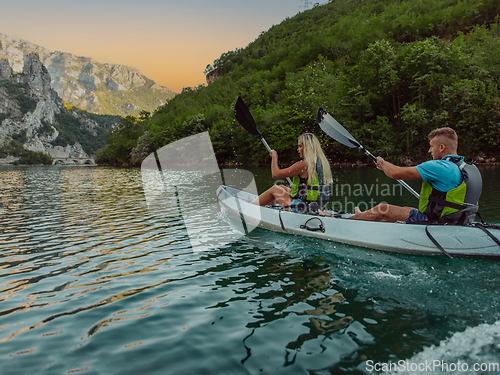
[350, 127, 482, 224]
[251, 133, 333, 215]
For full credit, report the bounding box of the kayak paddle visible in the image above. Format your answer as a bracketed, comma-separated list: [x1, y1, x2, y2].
[317, 107, 420, 199]
[235, 96, 292, 185]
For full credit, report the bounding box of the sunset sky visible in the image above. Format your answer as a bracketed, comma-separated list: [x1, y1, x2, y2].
[2, 0, 305, 93]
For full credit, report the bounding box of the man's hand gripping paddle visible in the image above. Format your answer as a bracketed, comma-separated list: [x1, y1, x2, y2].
[317, 108, 420, 199]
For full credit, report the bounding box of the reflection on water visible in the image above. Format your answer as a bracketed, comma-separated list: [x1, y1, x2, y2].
[0, 165, 499, 374]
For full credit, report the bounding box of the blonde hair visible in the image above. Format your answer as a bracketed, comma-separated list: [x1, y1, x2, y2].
[298, 133, 333, 184]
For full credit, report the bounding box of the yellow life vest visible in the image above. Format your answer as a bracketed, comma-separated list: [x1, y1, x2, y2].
[290, 160, 329, 214]
[418, 157, 482, 225]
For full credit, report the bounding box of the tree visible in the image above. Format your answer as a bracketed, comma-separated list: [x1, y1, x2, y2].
[130, 131, 153, 165]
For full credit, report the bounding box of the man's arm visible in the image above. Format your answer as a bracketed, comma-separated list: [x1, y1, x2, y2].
[376, 157, 422, 180]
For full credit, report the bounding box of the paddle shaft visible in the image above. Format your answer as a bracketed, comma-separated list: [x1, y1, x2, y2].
[234, 97, 292, 185]
[260, 137, 272, 154]
[318, 108, 420, 199]
[361, 146, 420, 199]
[260, 137, 292, 185]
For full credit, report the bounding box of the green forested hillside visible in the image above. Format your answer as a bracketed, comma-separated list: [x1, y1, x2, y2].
[96, 0, 500, 167]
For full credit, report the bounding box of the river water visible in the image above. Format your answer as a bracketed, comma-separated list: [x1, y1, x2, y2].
[1, 165, 499, 375]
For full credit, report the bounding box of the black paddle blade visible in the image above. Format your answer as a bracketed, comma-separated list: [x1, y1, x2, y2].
[234, 96, 262, 138]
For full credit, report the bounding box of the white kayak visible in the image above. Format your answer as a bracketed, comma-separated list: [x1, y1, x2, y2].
[216, 185, 500, 259]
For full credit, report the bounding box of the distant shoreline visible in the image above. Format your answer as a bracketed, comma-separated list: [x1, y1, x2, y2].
[1, 157, 497, 168]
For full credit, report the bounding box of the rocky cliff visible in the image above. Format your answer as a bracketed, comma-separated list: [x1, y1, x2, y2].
[0, 54, 113, 163]
[0, 33, 176, 117]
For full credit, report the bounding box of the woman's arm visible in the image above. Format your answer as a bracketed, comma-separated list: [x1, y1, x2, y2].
[270, 150, 307, 179]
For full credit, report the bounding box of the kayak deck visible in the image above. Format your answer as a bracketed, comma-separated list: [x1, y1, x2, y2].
[216, 185, 500, 258]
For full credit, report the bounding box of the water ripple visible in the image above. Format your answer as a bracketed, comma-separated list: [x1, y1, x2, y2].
[0, 167, 190, 351]
[0, 166, 499, 374]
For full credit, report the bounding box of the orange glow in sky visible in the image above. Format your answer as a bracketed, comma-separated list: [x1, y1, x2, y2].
[2, 0, 302, 93]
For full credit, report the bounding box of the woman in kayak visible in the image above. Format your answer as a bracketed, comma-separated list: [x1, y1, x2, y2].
[251, 132, 333, 214]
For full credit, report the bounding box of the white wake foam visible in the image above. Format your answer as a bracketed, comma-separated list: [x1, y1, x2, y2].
[381, 321, 500, 374]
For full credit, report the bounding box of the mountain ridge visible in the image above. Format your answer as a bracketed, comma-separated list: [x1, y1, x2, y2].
[0, 33, 176, 117]
[0, 53, 117, 164]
